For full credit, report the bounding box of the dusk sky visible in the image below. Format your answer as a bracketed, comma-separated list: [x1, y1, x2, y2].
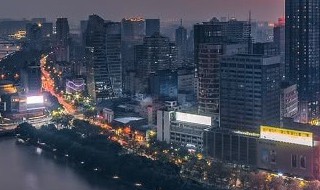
[1, 0, 284, 23]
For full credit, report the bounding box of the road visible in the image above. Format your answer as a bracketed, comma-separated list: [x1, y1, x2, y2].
[40, 55, 76, 114]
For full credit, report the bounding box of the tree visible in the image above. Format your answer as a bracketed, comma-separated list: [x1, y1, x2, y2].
[304, 180, 320, 190]
[268, 176, 285, 190]
[248, 172, 267, 190]
[286, 179, 301, 190]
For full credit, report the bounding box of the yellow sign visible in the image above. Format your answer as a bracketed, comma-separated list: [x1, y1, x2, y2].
[260, 126, 313, 146]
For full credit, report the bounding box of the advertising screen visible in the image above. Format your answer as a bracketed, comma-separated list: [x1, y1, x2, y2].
[27, 95, 44, 104]
[176, 112, 211, 126]
[260, 126, 313, 147]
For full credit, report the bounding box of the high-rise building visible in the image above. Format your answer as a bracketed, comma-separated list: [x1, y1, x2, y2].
[175, 22, 187, 61]
[253, 42, 279, 56]
[274, 17, 285, 79]
[80, 20, 88, 46]
[85, 15, 114, 101]
[149, 70, 178, 99]
[105, 22, 122, 97]
[55, 18, 70, 62]
[21, 61, 42, 95]
[146, 19, 160, 36]
[220, 54, 281, 132]
[134, 33, 177, 93]
[121, 18, 145, 93]
[194, 18, 249, 124]
[285, 0, 320, 123]
[26, 23, 42, 50]
[41, 22, 53, 38]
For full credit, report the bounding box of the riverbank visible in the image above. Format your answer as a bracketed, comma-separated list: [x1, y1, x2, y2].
[0, 138, 126, 190]
[16, 122, 208, 190]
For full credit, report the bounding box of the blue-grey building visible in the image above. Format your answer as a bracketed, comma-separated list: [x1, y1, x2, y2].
[149, 70, 178, 100]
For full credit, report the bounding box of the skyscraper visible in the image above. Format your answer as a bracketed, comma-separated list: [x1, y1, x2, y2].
[121, 18, 145, 93]
[175, 21, 187, 61]
[26, 23, 42, 50]
[220, 54, 281, 132]
[134, 33, 177, 93]
[21, 61, 42, 95]
[194, 18, 249, 124]
[105, 22, 122, 97]
[55, 18, 70, 62]
[146, 19, 160, 36]
[85, 15, 114, 101]
[285, 0, 320, 122]
[149, 70, 178, 99]
[274, 17, 285, 79]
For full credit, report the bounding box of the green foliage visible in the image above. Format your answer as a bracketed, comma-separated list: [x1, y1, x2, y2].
[16, 122, 206, 190]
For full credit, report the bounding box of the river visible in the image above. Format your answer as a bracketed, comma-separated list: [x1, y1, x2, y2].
[0, 138, 129, 190]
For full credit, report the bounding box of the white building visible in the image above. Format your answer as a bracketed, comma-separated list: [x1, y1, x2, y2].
[157, 110, 212, 150]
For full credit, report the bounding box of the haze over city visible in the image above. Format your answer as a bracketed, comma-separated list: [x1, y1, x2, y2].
[2, 0, 320, 189]
[0, 0, 284, 22]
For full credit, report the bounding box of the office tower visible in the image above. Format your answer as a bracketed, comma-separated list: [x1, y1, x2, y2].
[149, 70, 178, 99]
[146, 19, 160, 36]
[55, 18, 70, 62]
[194, 19, 224, 122]
[80, 20, 88, 46]
[251, 21, 274, 43]
[187, 29, 194, 60]
[26, 23, 42, 50]
[285, 0, 320, 123]
[105, 22, 122, 97]
[134, 33, 177, 93]
[21, 61, 42, 95]
[41, 22, 53, 38]
[194, 18, 250, 65]
[220, 54, 281, 132]
[177, 68, 197, 105]
[121, 18, 145, 65]
[225, 17, 251, 43]
[85, 15, 113, 101]
[121, 18, 145, 92]
[194, 18, 249, 124]
[175, 21, 187, 61]
[253, 42, 279, 56]
[274, 17, 285, 79]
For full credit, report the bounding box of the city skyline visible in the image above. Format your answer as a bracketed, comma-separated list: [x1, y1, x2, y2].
[1, 0, 284, 23]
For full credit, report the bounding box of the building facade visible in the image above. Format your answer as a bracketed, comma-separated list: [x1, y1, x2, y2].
[55, 18, 70, 62]
[105, 22, 122, 97]
[157, 110, 212, 150]
[285, 0, 320, 122]
[85, 15, 114, 101]
[220, 54, 281, 132]
[134, 33, 177, 93]
[146, 19, 160, 36]
[194, 18, 249, 125]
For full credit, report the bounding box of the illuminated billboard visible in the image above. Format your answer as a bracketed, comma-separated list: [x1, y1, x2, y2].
[176, 112, 211, 126]
[260, 126, 313, 147]
[27, 96, 44, 104]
